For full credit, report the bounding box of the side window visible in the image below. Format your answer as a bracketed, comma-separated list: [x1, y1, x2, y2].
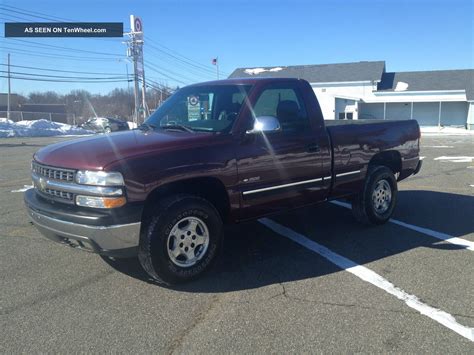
[253, 87, 310, 132]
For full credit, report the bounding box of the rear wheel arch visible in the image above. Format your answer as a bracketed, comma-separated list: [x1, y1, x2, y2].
[368, 150, 402, 175]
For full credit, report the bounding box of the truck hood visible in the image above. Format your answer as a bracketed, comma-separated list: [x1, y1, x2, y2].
[34, 129, 212, 170]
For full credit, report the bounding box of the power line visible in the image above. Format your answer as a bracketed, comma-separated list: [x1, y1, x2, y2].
[6, 38, 124, 57]
[144, 63, 189, 86]
[145, 50, 216, 81]
[0, 70, 130, 80]
[145, 35, 229, 76]
[0, 63, 131, 76]
[1, 47, 123, 61]
[145, 41, 222, 78]
[0, 5, 75, 22]
[0, 75, 132, 83]
[145, 61, 198, 84]
[0, 12, 36, 22]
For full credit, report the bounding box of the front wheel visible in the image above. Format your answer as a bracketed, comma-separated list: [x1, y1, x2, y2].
[138, 194, 222, 285]
[352, 166, 398, 225]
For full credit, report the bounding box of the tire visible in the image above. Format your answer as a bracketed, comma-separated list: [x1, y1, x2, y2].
[138, 194, 223, 285]
[104, 127, 112, 134]
[352, 166, 398, 225]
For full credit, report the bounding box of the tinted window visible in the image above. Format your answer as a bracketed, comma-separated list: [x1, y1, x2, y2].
[146, 85, 252, 132]
[253, 87, 309, 132]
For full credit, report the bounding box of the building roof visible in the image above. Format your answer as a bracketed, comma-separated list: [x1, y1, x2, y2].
[378, 70, 474, 100]
[228, 61, 386, 83]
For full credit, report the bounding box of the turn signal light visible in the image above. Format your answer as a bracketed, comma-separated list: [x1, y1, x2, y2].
[76, 195, 126, 209]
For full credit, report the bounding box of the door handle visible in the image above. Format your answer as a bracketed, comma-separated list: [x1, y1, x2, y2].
[307, 143, 320, 153]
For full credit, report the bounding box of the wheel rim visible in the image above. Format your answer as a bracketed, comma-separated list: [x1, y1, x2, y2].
[372, 179, 392, 214]
[166, 217, 210, 268]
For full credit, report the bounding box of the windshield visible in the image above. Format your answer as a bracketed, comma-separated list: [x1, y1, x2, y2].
[145, 84, 252, 132]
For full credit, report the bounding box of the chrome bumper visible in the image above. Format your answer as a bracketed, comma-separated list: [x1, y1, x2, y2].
[26, 206, 140, 257]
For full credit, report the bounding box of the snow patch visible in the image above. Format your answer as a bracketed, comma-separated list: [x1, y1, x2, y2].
[244, 67, 284, 75]
[394, 81, 409, 91]
[0, 118, 93, 138]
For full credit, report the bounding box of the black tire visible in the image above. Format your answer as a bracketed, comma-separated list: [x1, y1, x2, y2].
[352, 166, 398, 225]
[104, 127, 112, 134]
[138, 194, 222, 285]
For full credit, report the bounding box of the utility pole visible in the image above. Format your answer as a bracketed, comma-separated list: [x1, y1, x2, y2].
[124, 15, 146, 125]
[132, 48, 140, 124]
[7, 53, 11, 121]
[140, 46, 148, 118]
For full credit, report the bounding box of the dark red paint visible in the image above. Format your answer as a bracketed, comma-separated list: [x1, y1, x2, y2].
[34, 78, 420, 222]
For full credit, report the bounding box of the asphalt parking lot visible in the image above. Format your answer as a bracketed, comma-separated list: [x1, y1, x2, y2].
[1, 134, 473, 353]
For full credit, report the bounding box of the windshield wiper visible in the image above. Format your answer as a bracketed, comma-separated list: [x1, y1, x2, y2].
[137, 122, 157, 131]
[160, 124, 195, 133]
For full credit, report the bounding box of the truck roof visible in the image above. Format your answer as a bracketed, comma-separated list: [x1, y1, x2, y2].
[188, 77, 305, 87]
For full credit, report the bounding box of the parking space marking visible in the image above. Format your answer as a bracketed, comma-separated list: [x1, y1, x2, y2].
[434, 156, 474, 163]
[259, 218, 474, 342]
[424, 146, 454, 148]
[330, 201, 474, 252]
[11, 185, 33, 193]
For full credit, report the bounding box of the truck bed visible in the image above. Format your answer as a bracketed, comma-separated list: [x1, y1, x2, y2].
[324, 118, 420, 197]
[325, 119, 399, 126]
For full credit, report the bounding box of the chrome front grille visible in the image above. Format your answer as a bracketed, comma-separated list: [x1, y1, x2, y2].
[32, 161, 76, 203]
[43, 188, 74, 201]
[32, 162, 75, 182]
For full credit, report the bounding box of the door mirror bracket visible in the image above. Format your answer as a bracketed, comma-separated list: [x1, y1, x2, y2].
[246, 116, 281, 134]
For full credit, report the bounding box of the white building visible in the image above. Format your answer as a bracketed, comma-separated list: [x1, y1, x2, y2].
[229, 61, 474, 129]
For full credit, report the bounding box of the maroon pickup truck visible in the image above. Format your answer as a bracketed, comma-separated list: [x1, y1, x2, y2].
[24, 78, 422, 284]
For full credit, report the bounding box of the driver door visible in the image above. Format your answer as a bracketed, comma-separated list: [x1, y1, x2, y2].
[236, 82, 326, 219]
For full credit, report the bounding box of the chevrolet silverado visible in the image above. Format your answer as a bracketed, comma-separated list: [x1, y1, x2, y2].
[24, 78, 422, 284]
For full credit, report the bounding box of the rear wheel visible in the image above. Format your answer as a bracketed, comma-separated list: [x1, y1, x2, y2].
[104, 126, 112, 134]
[138, 194, 222, 285]
[352, 166, 397, 225]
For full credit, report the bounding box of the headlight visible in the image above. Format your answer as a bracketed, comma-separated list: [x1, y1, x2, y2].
[75, 170, 124, 186]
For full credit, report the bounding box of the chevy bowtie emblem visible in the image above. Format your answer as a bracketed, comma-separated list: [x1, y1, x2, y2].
[38, 177, 47, 190]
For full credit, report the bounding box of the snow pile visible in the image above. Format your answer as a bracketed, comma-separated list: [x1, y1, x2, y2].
[244, 67, 284, 75]
[421, 126, 474, 136]
[0, 118, 93, 138]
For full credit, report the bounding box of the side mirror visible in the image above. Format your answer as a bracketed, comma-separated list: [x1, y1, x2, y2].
[246, 116, 281, 134]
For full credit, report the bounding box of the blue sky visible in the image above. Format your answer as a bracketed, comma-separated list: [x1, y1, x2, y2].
[1, 0, 473, 95]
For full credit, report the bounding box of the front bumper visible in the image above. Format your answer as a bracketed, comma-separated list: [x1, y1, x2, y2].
[413, 159, 423, 175]
[24, 189, 142, 257]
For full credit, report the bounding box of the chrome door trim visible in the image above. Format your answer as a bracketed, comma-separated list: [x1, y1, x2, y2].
[242, 177, 324, 196]
[335, 170, 361, 178]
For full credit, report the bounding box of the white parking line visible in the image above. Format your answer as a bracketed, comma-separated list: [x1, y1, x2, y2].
[425, 146, 454, 148]
[11, 185, 33, 193]
[330, 201, 474, 252]
[259, 218, 474, 342]
[434, 156, 474, 163]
